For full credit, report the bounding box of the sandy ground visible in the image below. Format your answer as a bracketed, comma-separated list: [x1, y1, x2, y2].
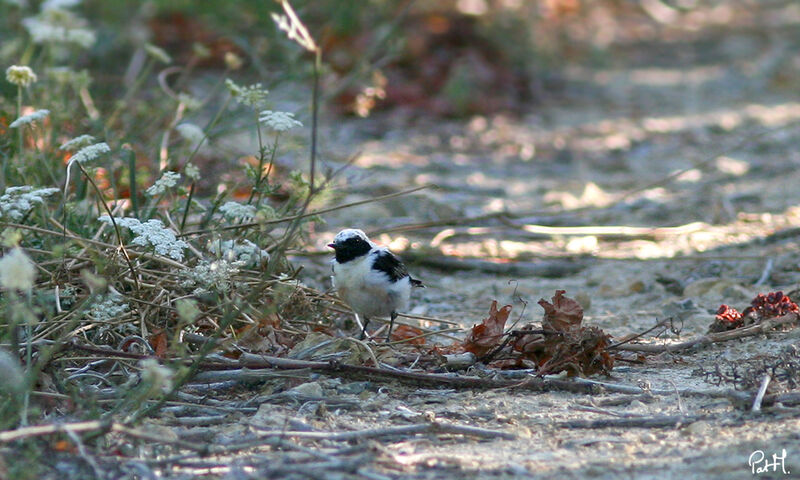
[32, 4, 800, 479]
[281, 4, 800, 478]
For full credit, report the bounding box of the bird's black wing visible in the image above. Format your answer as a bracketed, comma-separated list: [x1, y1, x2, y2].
[371, 249, 409, 282]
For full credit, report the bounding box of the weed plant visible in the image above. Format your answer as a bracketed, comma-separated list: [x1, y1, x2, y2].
[0, 0, 332, 440]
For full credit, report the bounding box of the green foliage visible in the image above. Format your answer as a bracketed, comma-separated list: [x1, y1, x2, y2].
[0, 0, 331, 435]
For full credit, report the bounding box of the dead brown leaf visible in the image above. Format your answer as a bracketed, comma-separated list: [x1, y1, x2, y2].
[391, 325, 427, 345]
[538, 289, 583, 333]
[148, 329, 168, 358]
[463, 300, 512, 357]
[508, 291, 613, 376]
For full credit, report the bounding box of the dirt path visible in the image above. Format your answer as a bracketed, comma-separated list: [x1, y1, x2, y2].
[290, 4, 800, 478]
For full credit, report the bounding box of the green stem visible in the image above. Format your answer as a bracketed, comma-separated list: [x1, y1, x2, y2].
[175, 96, 231, 231]
[180, 182, 195, 233]
[124, 146, 139, 218]
[247, 112, 266, 205]
[77, 162, 141, 295]
[21, 321, 32, 426]
[249, 133, 279, 207]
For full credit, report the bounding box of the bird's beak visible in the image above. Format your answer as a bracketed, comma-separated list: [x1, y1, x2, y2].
[327, 243, 336, 249]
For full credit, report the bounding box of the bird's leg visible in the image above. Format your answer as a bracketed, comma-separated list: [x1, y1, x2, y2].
[385, 312, 397, 343]
[359, 316, 371, 340]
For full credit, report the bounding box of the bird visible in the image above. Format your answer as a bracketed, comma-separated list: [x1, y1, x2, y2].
[328, 228, 423, 341]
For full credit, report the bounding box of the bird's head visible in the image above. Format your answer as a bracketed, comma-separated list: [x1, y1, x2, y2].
[328, 229, 373, 263]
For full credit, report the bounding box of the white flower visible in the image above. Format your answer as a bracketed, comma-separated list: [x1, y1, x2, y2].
[6, 65, 37, 87]
[9, 109, 49, 128]
[88, 292, 129, 322]
[145, 171, 181, 196]
[182, 259, 242, 293]
[225, 79, 268, 108]
[224, 78, 242, 96]
[64, 28, 94, 48]
[0, 186, 60, 221]
[144, 43, 171, 64]
[207, 239, 269, 268]
[22, 10, 96, 49]
[0, 248, 36, 292]
[219, 201, 256, 221]
[42, 0, 82, 10]
[60, 134, 95, 152]
[175, 123, 206, 147]
[139, 358, 173, 394]
[99, 216, 189, 261]
[184, 163, 201, 181]
[69, 142, 110, 164]
[259, 110, 302, 132]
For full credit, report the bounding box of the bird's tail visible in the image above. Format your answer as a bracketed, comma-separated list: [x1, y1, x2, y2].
[410, 277, 424, 288]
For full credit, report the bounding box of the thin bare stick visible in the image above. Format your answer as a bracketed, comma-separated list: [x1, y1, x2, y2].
[0, 420, 109, 443]
[76, 163, 141, 294]
[3, 221, 186, 269]
[178, 184, 432, 237]
[557, 415, 703, 429]
[752, 373, 771, 412]
[614, 312, 799, 353]
[607, 318, 673, 349]
[755, 258, 774, 286]
[252, 421, 515, 441]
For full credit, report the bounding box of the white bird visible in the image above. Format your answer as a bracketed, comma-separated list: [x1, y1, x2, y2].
[328, 229, 423, 341]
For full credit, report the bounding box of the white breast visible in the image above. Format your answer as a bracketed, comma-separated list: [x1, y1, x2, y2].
[331, 254, 411, 318]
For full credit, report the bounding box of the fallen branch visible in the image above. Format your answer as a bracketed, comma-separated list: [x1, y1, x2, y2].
[614, 312, 799, 353]
[0, 420, 109, 443]
[65, 341, 772, 409]
[403, 254, 586, 278]
[557, 415, 704, 429]
[252, 421, 515, 441]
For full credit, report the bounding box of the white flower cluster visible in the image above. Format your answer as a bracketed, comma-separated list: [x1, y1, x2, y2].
[207, 239, 269, 268]
[145, 171, 181, 196]
[0, 248, 36, 292]
[182, 259, 243, 294]
[9, 109, 50, 128]
[225, 79, 268, 108]
[60, 134, 95, 152]
[219, 201, 256, 221]
[175, 123, 206, 148]
[22, 6, 96, 49]
[69, 142, 110, 164]
[184, 163, 201, 181]
[0, 186, 60, 221]
[98, 216, 188, 261]
[88, 292, 129, 322]
[42, 0, 82, 9]
[5, 65, 37, 87]
[259, 110, 302, 132]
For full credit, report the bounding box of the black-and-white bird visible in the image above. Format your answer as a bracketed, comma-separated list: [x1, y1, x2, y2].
[328, 229, 423, 341]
